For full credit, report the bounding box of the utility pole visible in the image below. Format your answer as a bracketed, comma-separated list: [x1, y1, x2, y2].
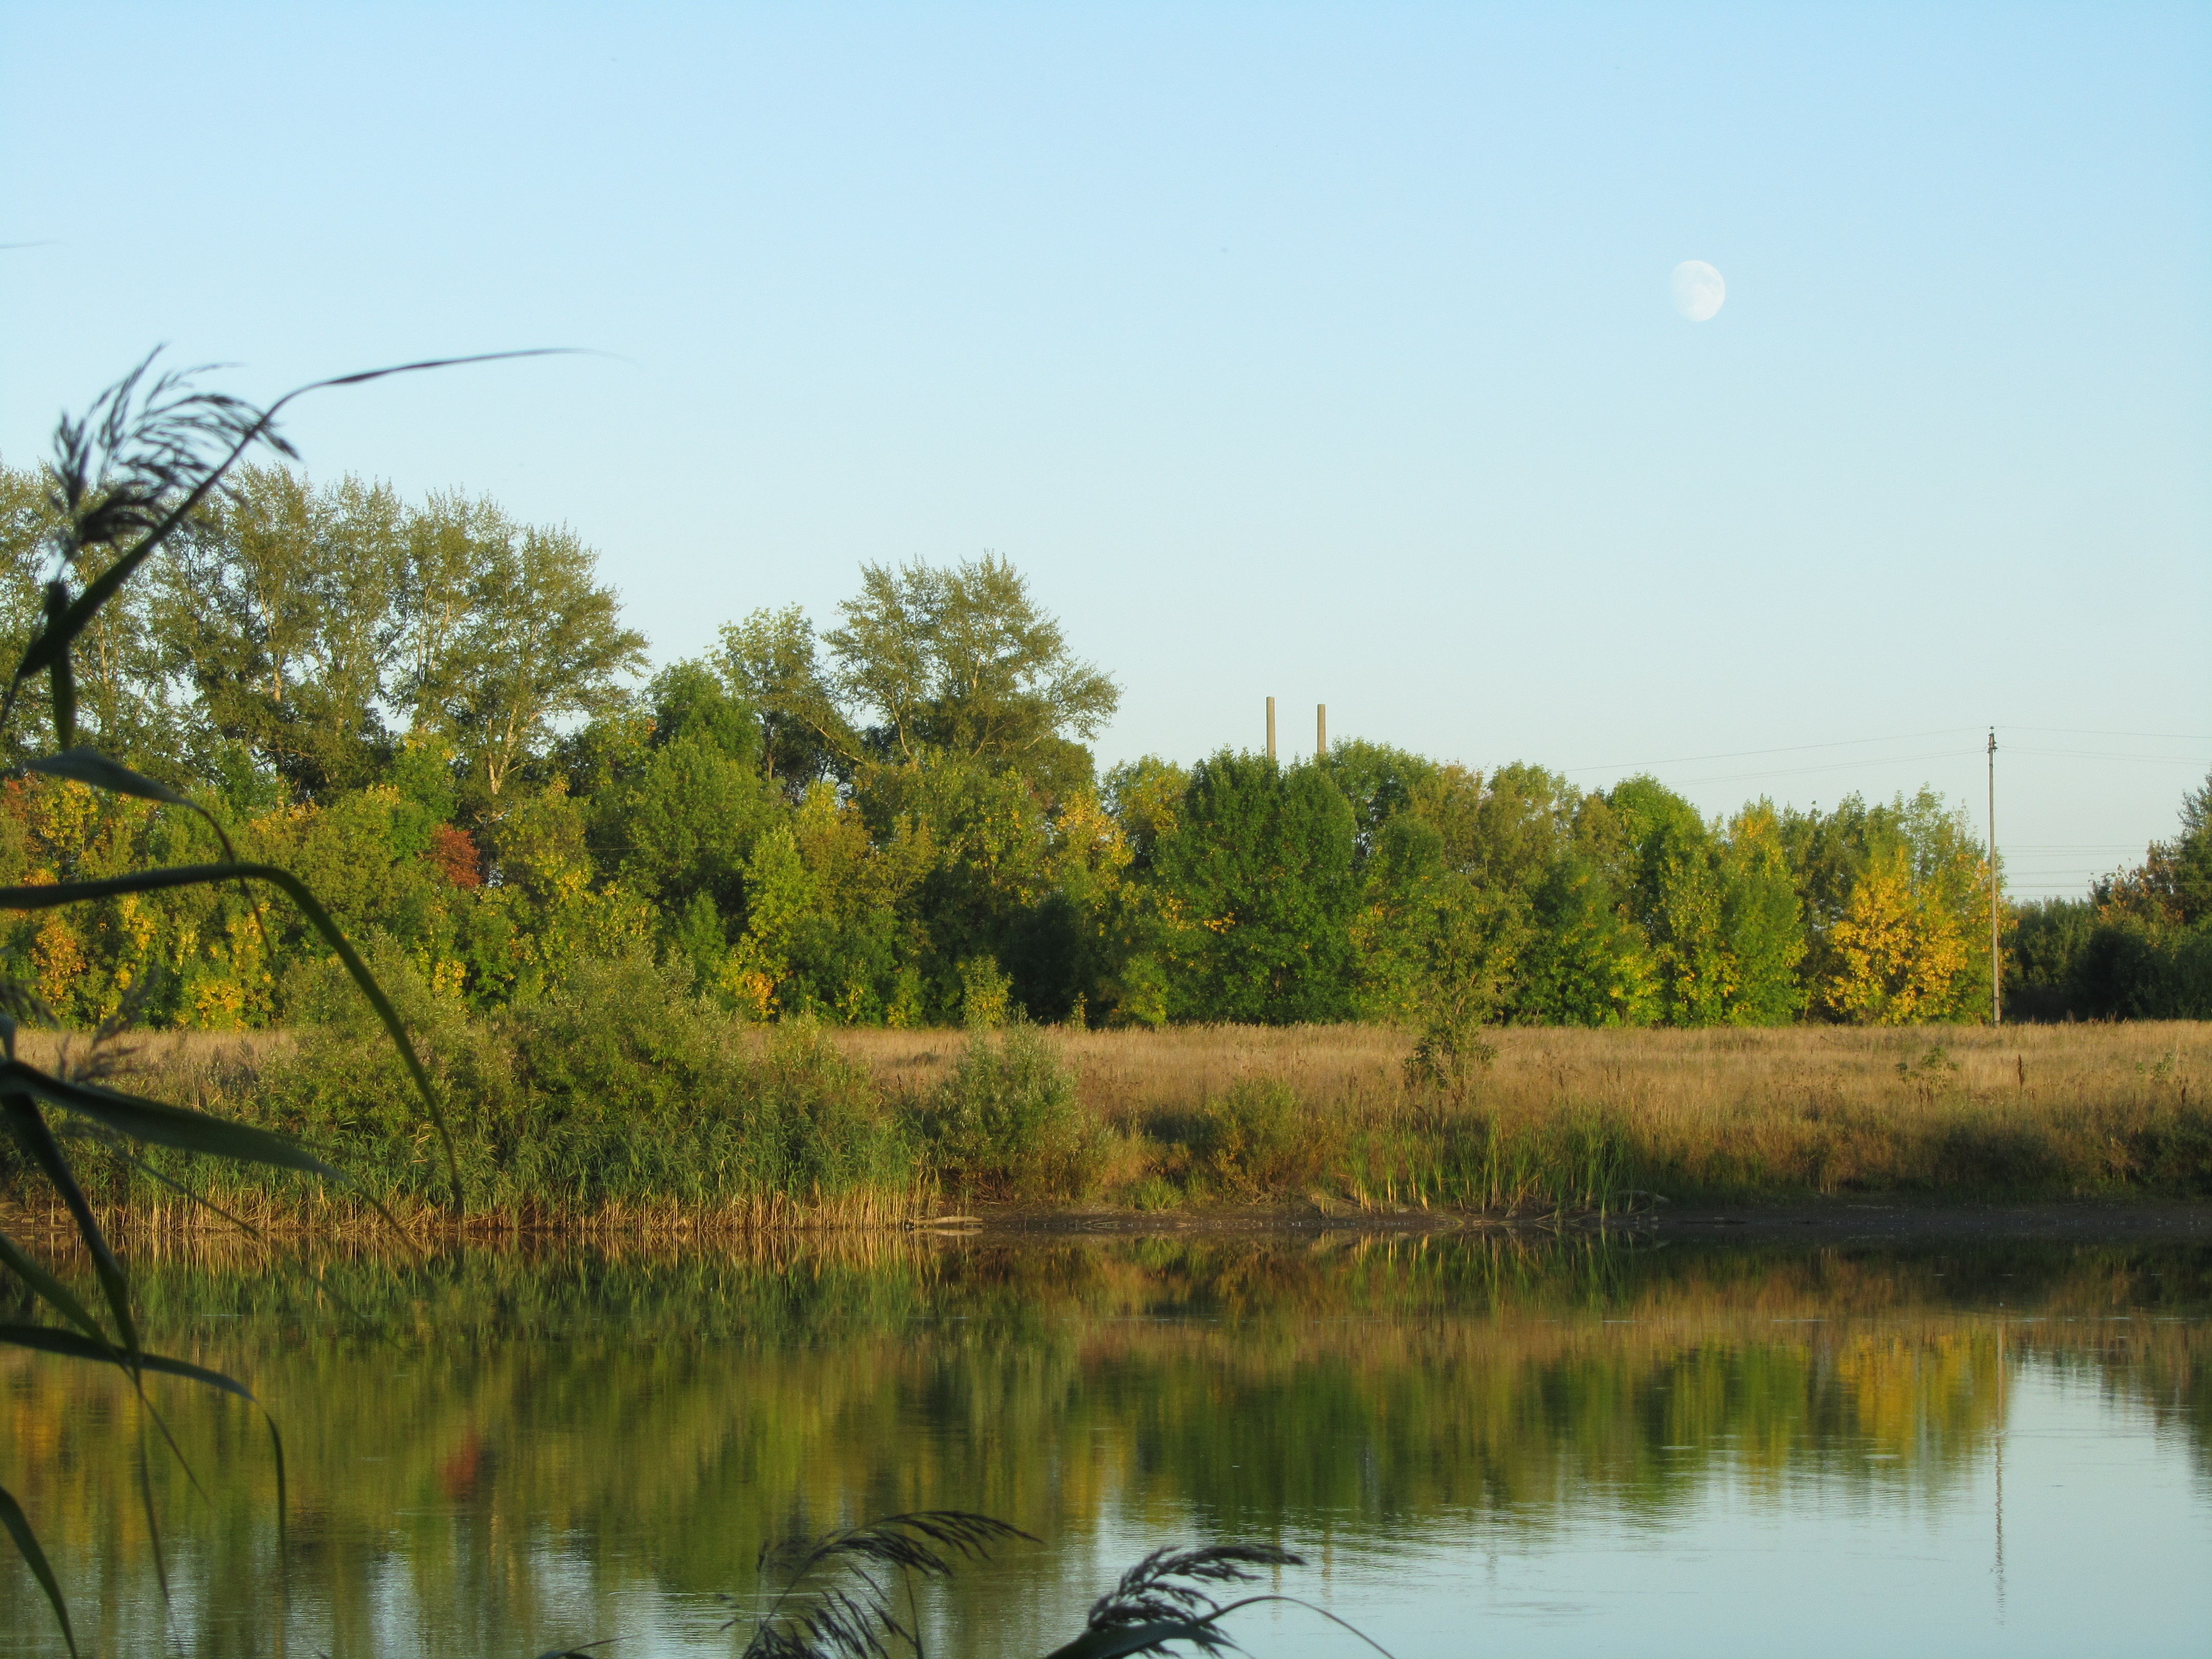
[1316, 703, 1327, 758]
[1988, 727, 2001, 1025]
[1265, 696, 1276, 762]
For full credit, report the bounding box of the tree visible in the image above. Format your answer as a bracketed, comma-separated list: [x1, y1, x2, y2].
[608, 661, 776, 930]
[2094, 768, 2212, 930]
[1817, 790, 1992, 1024]
[159, 466, 406, 794]
[1150, 752, 1359, 1023]
[1318, 739, 1435, 862]
[441, 521, 647, 810]
[717, 605, 851, 791]
[1718, 802, 1809, 1024]
[1605, 776, 1731, 1025]
[393, 488, 509, 733]
[2179, 771, 2212, 926]
[1511, 855, 1660, 1026]
[823, 554, 1117, 800]
[1413, 760, 1579, 898]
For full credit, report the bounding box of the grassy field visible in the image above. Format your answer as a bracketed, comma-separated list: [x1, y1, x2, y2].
[7, 1005, 2209, 1231]
[840, 1019, 2212, 1213]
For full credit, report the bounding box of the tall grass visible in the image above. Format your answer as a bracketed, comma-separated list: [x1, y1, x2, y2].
[5, 949, 930, 1232]
[13, 1012, 2209, 1233]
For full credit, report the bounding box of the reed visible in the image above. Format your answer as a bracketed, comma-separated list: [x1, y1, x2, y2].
[10, 1015, 2207, 1235]
[852, 1018, 2212, 1207]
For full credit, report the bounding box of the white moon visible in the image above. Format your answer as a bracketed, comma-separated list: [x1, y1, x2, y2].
[1670, 260, 1725, 321]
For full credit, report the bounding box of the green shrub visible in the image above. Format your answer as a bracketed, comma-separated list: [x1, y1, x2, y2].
[216, 947, 911, 1217]
[922, 1019, 1089, 1199]
[1192, 1077, 1331, 1196]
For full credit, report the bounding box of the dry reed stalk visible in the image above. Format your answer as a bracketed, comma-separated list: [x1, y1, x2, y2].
[9, 1182, 941, 1244]
[12, 1020, 2205, 1233]
[839, 1019, 2209, 1205]
[837, 1020, 2202, 1124]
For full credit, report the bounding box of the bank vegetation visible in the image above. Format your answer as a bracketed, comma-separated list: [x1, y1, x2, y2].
[11, 982, 2207, 1233]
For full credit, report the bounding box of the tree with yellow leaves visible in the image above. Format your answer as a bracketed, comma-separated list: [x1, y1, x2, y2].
[1821, 791, 1994, 1024]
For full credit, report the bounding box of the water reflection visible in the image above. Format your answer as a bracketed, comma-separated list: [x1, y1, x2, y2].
[3, 1232, 2208, 1657]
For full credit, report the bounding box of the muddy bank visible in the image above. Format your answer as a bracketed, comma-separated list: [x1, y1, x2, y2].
[935, 1196, 2212, 1245]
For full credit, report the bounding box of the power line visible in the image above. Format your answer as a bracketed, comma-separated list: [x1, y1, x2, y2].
[1561, 728, 1977, 775]
[2008, 746, 2209, 765]
[1663, 749, 1980, 789]
[1562, 726, 2206, 781]
[2006, 725, 2212, 742]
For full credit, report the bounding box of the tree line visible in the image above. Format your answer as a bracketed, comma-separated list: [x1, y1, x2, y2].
[2, 462, 2202, 1031]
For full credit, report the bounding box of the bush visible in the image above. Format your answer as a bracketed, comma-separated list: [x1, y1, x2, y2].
[247, 947, 911, 1217]
[1192, 1077, 1331, 1196]
[923, 1019, 1090, 1199]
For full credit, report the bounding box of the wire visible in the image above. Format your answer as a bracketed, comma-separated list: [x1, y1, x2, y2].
[1561, 728, 1977, 775]
[2006, 725, 2212, 742]
[2008, 747, 2209, 765]
[1562, 726, 2209, 781]
[1661, 750, 1981, 789]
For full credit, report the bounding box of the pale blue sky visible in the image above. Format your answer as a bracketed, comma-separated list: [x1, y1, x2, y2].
[4, 3, 2207, 893]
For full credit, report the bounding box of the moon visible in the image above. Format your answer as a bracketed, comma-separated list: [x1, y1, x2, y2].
[1671, 260, 1726, 322]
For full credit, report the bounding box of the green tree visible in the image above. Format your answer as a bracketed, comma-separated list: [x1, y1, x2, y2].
[392, 488, 509, 733]
[1717, 802, 1809, 1024]
[1318, 739, 1436, 861]
[1605, 776, 1731, 1025]
[2064, 770, 2212, 1019]
[1414, 761, 1580, 898]
[824, 554, 1118, 801]
[855, 749, 1059, 1019]
[1149, 752, 1359, 1024]
[717, 604, 851, 791]
[1511, 855, 1660, 1026]
[159, 467, 406, 794]
[440, 520, 647, 811]
[610, 662, 777, 937]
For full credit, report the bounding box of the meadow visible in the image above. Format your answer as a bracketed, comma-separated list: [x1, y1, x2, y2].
[9, 983, 2207, 1235]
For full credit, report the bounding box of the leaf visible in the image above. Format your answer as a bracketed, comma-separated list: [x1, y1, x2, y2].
[0, 861, 463, 1214]
[26, 747, 190, 806]
[1040, 1620, 1233, 1659]
[1, 1061, 342, 1176]
[0, 1325, 262, 1400]
[1043, 1598, 1399, 1659]
[1, 1094, 139, 1365]
[0, 1230, 112, 1350]
[12, 351, 576, 690]
[25, 747, 246, 860]
[0, 1485, 76, 1658]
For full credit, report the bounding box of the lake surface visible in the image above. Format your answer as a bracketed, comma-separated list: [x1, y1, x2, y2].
[4, 1229, 2208, 1658]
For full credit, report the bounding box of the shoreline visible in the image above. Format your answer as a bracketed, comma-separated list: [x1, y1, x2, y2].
[14, 1194, 2207, 1251]
[938, 1195, 2212, 1245]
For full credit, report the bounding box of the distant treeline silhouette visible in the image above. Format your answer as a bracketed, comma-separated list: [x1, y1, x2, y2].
[2, 462, 2204, 1029]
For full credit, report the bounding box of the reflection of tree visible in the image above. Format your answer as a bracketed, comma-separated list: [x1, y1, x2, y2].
[4, 1238, 2205, 1657]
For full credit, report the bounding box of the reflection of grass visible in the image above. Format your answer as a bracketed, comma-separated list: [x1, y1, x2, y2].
[4, 1235, 2206, 1656]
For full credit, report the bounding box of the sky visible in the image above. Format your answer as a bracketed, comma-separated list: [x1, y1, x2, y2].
[3, 3, 2207, 897]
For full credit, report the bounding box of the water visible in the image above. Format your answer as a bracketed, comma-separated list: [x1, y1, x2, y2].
[3, 1232, 2207, 1657]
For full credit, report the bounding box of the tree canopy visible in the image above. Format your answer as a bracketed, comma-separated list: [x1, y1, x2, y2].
[7, 455, 2195, 1031]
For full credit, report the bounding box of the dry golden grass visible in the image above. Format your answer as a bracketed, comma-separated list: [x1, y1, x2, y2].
[836, 1022, 1407, 1123]
[12, 1019, 2208, 1224]
[836, 1019, 2211, 1206]
[841, 1018, 2204, 1122]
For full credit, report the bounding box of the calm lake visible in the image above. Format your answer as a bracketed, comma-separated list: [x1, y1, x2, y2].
[4, 1229, 2208, 1658]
